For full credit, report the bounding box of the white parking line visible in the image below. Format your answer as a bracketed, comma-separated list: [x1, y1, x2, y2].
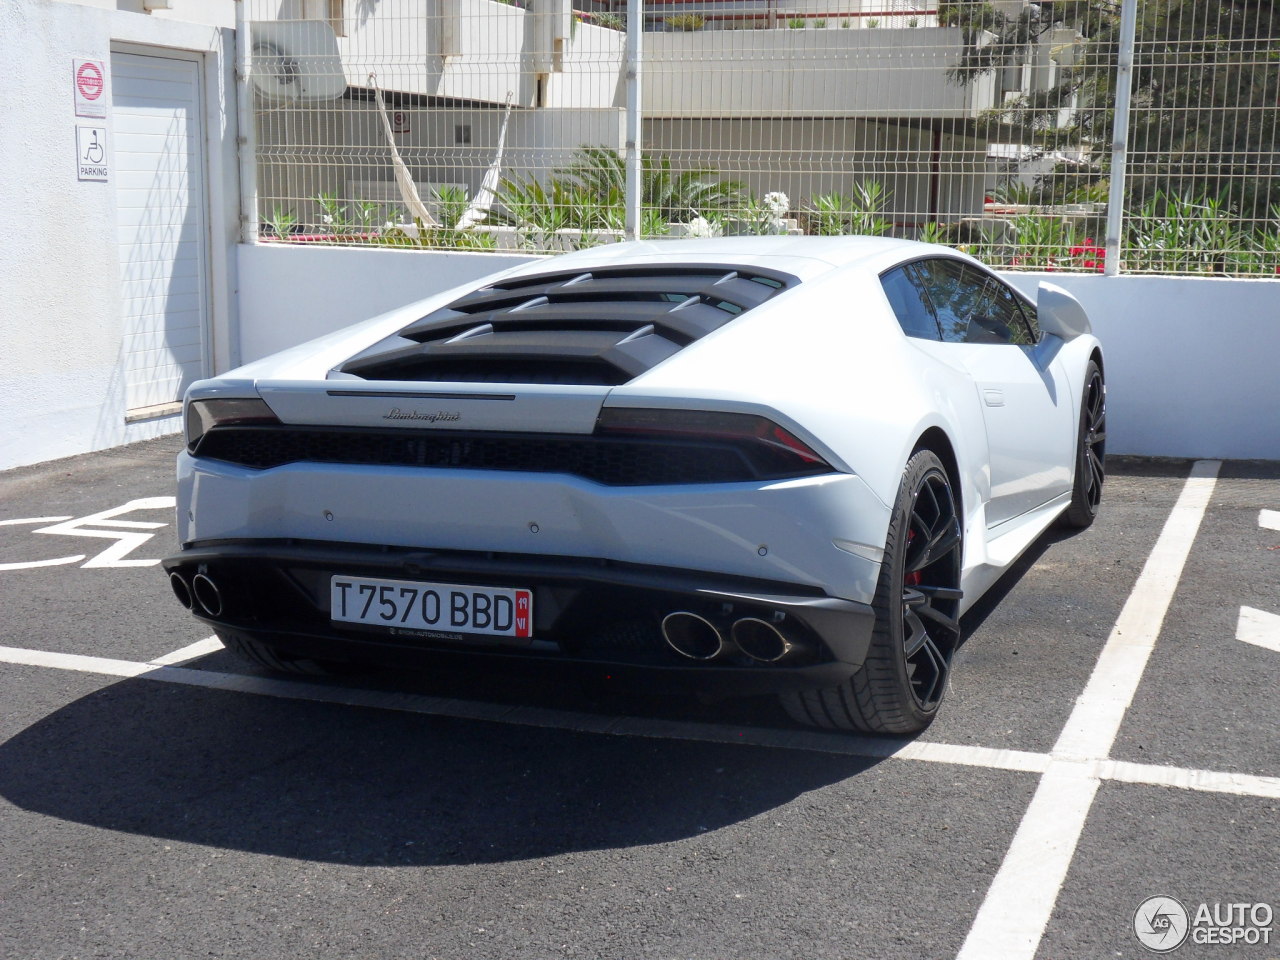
[1260, 508, 1280, 532]
[148, 636, 225, 666]
[1237, 606, 1280, 654]
[956, 460, 1221, 960]
[2, 643, 1276, 799]
[8, 638, 1277, 805]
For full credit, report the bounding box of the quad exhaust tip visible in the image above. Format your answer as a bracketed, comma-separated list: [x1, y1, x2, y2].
[169, 572, 193, 611]
[731, 617, 799, 663]
[191, 573, 223, 618]
[661, 611, 726, 661]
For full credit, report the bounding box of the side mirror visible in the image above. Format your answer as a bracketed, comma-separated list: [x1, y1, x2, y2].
[1037, 281, 1091, 340]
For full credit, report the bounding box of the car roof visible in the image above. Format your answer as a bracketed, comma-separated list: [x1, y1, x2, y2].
[503, 236, 964, 284]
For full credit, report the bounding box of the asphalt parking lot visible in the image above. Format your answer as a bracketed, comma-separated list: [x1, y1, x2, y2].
[1, 435, 1276, 960]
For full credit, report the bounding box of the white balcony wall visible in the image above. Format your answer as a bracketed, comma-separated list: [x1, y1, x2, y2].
[645, 1, 933, 27]
[543, 22, 626, 110]
[645, 27, 997, 119]
[278, 0, 622, 110]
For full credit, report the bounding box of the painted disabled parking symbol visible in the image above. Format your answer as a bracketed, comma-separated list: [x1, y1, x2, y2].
[0, 497, 175, 570]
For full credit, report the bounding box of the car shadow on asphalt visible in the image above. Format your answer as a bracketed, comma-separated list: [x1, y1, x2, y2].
[956, 524, 1078, 645]
[0, 673, 881, 866]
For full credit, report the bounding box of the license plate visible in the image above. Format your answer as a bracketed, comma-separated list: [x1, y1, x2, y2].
[330, 575, 533, 639]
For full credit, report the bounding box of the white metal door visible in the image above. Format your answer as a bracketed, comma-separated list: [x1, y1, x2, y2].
[112, 51, 209, 416]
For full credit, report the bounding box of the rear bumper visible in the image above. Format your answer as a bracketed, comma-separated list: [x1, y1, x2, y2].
[163, 539, 877, 695]
[175, 452, 889, 606]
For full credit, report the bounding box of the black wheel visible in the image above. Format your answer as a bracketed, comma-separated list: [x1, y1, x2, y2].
[1060, 360, 1106, 529]
[781, 449, 964, 734]
[216, 628, 348, 676]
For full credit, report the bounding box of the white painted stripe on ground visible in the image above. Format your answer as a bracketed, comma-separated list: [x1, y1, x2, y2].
[1097, 759, 1280, 800]
[148, 636, 224, 666]
[1053, 459, 1220, 760]
[1260, 509, 1280, 532]
[0, 645, 152, 679]
[0, 555, 86, 571]
[0, 642, 1050, 772]
[10, 634, 1273, 806]
[956, 460, 1221, 960]
[956, 764, 1101, 960]
[1236, 606, 1280, 654]
[6, 649, 1277, 807]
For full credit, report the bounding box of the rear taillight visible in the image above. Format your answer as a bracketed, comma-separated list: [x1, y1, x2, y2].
[595, 407, 832, 480]
[186, 398, 280, 452]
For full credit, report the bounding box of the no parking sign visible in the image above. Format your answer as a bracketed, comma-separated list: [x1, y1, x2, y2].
[73, 58, 107, 119]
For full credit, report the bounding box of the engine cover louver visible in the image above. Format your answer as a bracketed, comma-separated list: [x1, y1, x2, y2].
[337, 264, 797, 385]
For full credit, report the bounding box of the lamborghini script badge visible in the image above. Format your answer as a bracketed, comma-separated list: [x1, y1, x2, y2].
[383, 408, 462, 423]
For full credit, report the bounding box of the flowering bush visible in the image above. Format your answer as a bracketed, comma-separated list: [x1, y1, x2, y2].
[1067, 237, 1105, 272]
[762, 191, 790, 218]
[683, 215, 721, 238]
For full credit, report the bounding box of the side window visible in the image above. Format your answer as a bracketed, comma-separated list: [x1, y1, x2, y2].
[973, 276, 1035, 345]
[916, 259, 1036, 346]
[880, 265, 941, 340]
[915, 259, 982, 343]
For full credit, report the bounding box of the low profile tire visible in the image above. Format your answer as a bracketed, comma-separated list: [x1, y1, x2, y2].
[216, 628, 346, 677]
[1060, 360, 1106, 529]
[781, 449, 964, 735]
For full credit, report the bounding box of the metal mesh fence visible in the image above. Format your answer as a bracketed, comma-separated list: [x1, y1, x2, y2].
[1120, 0, 1280, 274]
[243, 1, 1280, 276]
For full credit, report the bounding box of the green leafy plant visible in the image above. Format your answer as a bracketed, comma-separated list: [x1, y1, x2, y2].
[561, 146, 746, 222]
[936, 2, 1000, 30]
[1004, 214, 1083, 269]
[373, 187, 499, 252]
[313, 191, 349, 233]
[806, 181, 892, 236]
[665, 14, 705, 31]
[866, 18, 879, 28]
[264, 205, 298, 239]
[494, 147, 743, 250]
[1124, 190, 1251, 274]
[917, 222, 949, 245]
[731, 191, 792, 235]
[593, 12, 624, 30]
[787, 17, 805, 29]
[988, 180, 1036, 206]
[812, 19, 827, 28]
[313, 191, 385, 236]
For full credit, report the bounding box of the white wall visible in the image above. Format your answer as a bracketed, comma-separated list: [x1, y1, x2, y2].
[235, 247, 1280, 461]
[0, 0, 239, 471]
[1004, 273, 1280, 460]
[645, 27, 996, 119]
[237, 244, 538, 361]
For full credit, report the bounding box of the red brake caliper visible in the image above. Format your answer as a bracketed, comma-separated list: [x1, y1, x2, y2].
[905, 528, 922, 586]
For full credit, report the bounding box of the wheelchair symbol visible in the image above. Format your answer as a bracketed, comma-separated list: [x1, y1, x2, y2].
[0, 497, 175, 571]
[82, 130, 104, 164]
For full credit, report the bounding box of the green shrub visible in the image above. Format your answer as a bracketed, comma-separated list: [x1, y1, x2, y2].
[665, 14, 705, 31]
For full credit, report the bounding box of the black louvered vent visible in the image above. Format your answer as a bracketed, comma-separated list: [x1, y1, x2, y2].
[336, 264, 797, 385]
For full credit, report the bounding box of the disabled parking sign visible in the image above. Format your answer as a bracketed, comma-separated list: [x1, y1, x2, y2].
[76, 125, 109, 182]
